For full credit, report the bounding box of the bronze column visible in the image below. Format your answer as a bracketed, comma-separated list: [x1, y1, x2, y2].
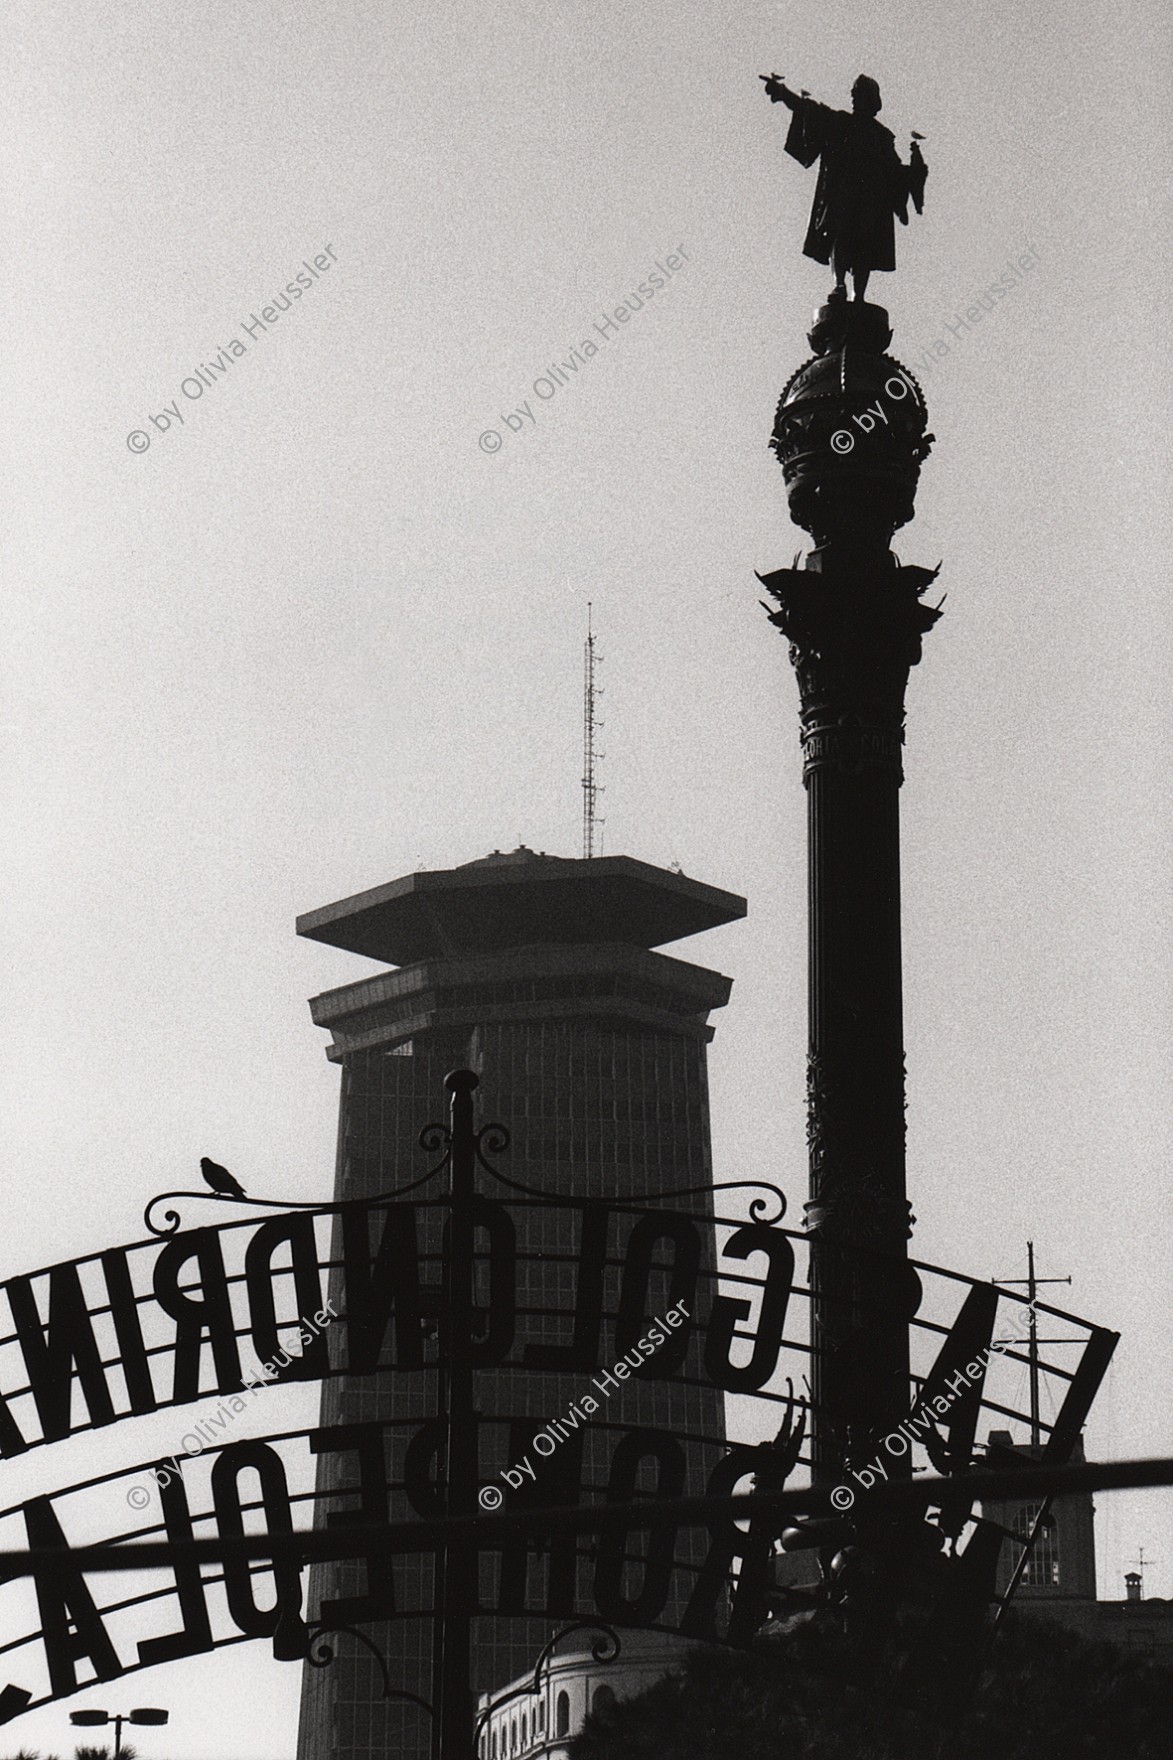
[759, 300, 940, 1486]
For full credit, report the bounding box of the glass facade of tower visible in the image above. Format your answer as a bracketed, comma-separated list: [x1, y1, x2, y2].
[294, 853, 744, 1760]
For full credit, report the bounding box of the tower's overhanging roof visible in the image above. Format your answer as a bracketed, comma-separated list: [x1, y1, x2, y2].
[297, 849, 747, 965]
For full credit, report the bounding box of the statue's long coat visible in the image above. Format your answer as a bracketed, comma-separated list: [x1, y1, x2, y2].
[785, 98, 912, 273]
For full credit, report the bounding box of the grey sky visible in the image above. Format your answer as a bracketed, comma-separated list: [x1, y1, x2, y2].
[2, 1, 1170, 1754]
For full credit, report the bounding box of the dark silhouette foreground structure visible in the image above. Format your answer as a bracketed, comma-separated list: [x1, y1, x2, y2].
[568, 1612, 1173, 1760]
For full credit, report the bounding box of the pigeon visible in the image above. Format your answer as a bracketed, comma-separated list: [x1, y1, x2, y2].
[200, 1156, 246, 1199]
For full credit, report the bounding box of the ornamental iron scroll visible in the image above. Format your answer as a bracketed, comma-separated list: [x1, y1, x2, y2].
[143, 1187, 331, 1240]
[272, 1583, 432, 1717]
[144, 1134, 454, 1236]
[419, 1087, 788, 1224]
[141, 1082, 504, 1237]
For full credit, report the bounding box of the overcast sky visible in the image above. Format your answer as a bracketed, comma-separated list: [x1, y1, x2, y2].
[2, 2, 1170, 1755]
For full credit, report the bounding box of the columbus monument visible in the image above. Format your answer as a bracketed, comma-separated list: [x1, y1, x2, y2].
[757, 69, 937, 1496]
[761, 72, 927, 305]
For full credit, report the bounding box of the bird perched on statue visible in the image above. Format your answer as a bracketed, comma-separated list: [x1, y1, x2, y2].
[200, 1156, 246, 1199]
[907, 138, 928, 214]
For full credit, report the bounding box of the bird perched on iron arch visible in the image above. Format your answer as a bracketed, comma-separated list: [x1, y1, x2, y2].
[200, 1156, 246, 1199]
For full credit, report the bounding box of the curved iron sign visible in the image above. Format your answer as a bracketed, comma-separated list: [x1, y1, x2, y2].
[0, 1072, 1116, 1728]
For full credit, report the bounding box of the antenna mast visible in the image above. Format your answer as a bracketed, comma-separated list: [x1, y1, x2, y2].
[582, 604, 604, 858]
[995, 1240, 1072, 1452]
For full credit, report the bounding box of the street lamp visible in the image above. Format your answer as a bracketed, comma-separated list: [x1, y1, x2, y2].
[70, 1707, 168, 1759]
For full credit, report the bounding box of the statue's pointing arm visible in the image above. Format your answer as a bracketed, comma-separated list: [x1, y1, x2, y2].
[760, 72, 800, 109]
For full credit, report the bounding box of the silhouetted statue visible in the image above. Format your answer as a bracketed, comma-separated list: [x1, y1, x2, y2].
[760, 73, 927, 302]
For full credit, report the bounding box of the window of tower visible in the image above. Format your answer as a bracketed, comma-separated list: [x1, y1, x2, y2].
[1013, 1500, 1061, 1585]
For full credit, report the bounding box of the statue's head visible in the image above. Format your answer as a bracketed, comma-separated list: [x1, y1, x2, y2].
[851, 75, 882, 116]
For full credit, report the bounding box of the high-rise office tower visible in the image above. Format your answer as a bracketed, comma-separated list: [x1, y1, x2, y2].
[294, 847, 745, 1760]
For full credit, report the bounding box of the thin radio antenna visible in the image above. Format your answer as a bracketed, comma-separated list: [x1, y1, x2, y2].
[994, 1240, 1073, 1452]
[582, 604, 604, 858]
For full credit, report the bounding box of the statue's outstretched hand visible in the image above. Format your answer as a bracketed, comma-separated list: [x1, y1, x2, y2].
[760, 72, 786, 102]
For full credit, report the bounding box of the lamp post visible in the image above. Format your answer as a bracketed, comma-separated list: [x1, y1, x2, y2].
[70, 1707, 169, 1760]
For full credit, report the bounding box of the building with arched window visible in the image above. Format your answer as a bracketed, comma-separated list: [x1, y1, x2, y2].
[477, 1631, 698, 1759]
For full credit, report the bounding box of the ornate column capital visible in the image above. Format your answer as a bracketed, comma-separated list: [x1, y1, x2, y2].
[757, 561, 942, 782]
